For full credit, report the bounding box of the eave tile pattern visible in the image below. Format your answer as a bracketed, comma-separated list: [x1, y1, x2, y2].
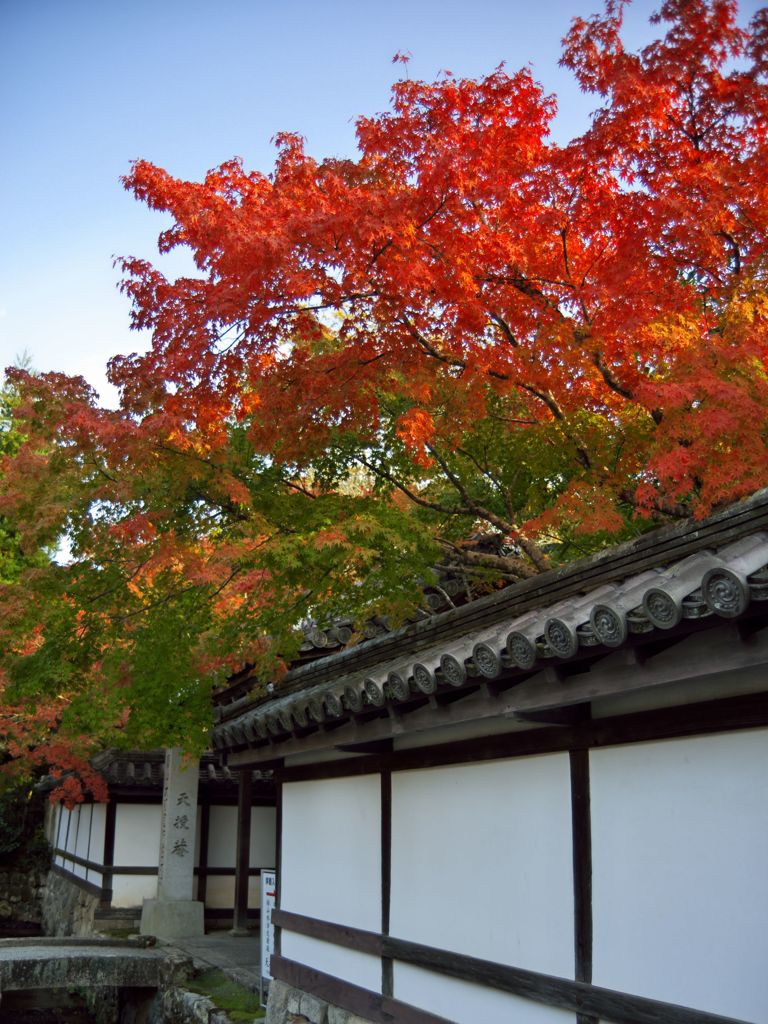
[212, 532, 768, 751]
[91, 750, 271, 787]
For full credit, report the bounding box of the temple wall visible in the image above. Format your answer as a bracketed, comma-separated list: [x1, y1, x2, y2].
[591, 727, 768, 1023]
[281, 775, 381, 991]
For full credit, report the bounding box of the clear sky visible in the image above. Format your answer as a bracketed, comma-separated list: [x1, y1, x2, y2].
[1, 1, 759, 406]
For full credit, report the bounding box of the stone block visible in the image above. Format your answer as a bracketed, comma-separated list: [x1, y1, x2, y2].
[327, 1008, 376, 1024]
[298, 992, 328, 1023]
[287, 990, 301, 1015]
[139, 897, 205, 940]
[265, 979, 294, 1024]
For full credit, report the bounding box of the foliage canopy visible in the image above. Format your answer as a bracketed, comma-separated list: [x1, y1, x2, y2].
[1, 0, 767, 800]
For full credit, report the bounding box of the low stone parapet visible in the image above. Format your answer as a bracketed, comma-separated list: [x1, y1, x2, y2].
[41, 868, 99, 936]
[0, 866, 47, 935]
[265, 979, 374, 1024]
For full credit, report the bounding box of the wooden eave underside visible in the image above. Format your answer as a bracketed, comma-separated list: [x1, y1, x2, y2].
[225, 613, 768, 769]
[215, 488, 768, 719]
[214, 495, 768, 766]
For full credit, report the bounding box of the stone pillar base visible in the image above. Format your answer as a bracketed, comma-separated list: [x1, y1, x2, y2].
[139, 898, 205, 940]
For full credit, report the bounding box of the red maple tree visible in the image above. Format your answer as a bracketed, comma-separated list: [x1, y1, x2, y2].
[1, 0, 766, 795]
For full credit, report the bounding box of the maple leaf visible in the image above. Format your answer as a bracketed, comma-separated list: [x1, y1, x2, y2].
[1, 1, 767, 778]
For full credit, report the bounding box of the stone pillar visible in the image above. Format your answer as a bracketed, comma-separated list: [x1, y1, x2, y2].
[140, 748, 205, 939]
[231, 769, 252, 935]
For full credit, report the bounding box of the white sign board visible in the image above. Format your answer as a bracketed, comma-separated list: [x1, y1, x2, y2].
[260, 870, 277, 982]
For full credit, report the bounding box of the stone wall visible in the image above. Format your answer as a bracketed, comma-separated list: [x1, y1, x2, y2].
[265, 980, 375, 1024]
[41, 869, 100, 936]
[0, 864, 47, 934]
[156, 988, 229, 1024]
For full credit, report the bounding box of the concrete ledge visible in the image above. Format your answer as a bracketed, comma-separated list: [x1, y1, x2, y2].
[0, 944, 190, 992]
[140, 898, 205, 940]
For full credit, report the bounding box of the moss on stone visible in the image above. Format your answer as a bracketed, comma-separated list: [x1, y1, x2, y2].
[187, 967, 265, 1021]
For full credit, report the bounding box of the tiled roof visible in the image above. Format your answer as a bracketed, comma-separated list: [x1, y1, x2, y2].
[211, 499, 768, 751]
[89, 750, 271, 788]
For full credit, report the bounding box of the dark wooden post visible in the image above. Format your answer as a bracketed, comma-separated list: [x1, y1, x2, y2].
[100, 799, 117, 908]
[231, 769, 252, 934]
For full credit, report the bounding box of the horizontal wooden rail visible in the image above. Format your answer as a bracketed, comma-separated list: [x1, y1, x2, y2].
[52, 848, 266, 878]
[276, 689, 768, 782]
[49, 863, 102, 900]
[274, 911, 754, 1024]
[273, 909, 383, 956]
[272, 956, 454, 1024]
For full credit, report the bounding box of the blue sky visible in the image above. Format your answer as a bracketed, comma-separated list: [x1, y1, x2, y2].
[1, 1, 758, 405]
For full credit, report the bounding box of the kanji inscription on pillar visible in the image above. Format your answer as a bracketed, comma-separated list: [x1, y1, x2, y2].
[157, 748, 200, 901]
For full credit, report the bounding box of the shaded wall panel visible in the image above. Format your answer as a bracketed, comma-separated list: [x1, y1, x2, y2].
[89, 803, 107, 862]
[64, 806, 78, 855]
[207, 806, 236, 867]
[205, 875, 235, 908]
[394, 963, 575, 1024]
[591, 728, 768, 1023]
[111, 873, 158, 907]
[281, 933, 382, 993]
[250, 806, 277, 867]
[113, 804, 161, 866]
[53, 805, 68, 868]
[247, 875, 261, 909]
[391, 753, 574, 978]
[72, 804, 91, 879]
[86, 803, 107, 884]
[203, 875, 262, 909]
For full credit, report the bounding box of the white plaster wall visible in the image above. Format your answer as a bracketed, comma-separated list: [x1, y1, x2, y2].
[73, 804, 92, 879]
[281, 933, 382, 992]
[207, 806, 237, 867]
[91, 803, 107, 859]
[63, 806, 84, 877]
[64, 806, 78, 854]
[75, 804, 91, 857]
[111, 873, 158, 907]
[591, 728, 768, 1023]
[113, 804, 161, 866]
[394, 964, 575, 1024]
[281, 775, 381, 934]
[391, 754, 574, 978]
[53, 804, 66, 867]
[87, 803, 107, 885]
[52, 806, 64, 864]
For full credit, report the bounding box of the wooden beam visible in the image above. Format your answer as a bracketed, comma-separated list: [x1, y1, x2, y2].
[516, 705, 591, 726]
[231, 770, 252, 935]
[334, 739, 393, 754]
[275, 778, 283, 958]
[226, 619, 768, 768]
[381, 769, 393, 998]
[570, 749, 592, 985]
[101, 799, 117, 907]
[272, 910, 382, 957]
[197, 798, 210, 906]
[271, 916, 754, 1024]
[271, 956, 455, 1024]
[271, 691, 768, 784]
[384, 935, 752, 1024]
